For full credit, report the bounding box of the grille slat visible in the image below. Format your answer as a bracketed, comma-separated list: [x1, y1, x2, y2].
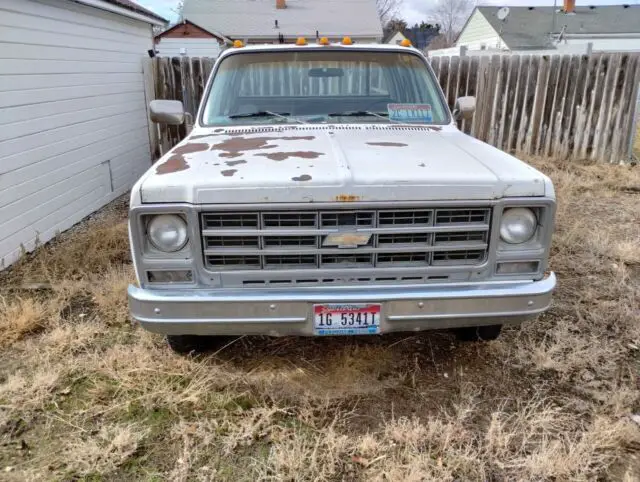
[263, 212, 316, 228]
[434, 232, 487, 245]
[202, 213, 258, 229]
[435, 209, 489, 225]
[207, 255, 261, 270]
[433, 250, 486, 265]
[379, 210, 432, 226]
[264, 254, 317, 269]
[206, 236, 259, 248]
[378, 233, 430, 245]
[202, 208, 491, 272]
[321, 211, 374, 227]
[263, 236, 317, 248]
[321, 254, 373, 267]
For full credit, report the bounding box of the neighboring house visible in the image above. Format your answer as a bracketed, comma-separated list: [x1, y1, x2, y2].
[154, 19, 227, 57]
[383, 26, 440, 51]
[384, 31, 409, 46]
[453, 3, 640, 54]
[181, 0, 383, 45]
[0, 0, 166, 269]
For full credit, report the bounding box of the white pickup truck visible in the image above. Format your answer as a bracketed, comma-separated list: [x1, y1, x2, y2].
[128, 40, 556, 354]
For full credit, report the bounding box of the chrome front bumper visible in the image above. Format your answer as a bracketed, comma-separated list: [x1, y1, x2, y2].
[128, 272, 556, 336]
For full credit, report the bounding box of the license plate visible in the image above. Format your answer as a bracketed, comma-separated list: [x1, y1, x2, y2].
[313, 303, 381, 335]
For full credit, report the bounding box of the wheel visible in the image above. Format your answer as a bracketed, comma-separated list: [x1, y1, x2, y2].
[166, 335, 236, 355]
[455, 324, 502, 342]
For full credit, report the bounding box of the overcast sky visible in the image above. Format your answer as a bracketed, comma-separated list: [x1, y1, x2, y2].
[140, 0, 639, 26]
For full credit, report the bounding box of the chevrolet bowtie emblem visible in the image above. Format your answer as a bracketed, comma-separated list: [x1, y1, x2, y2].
[323, 232, 372, 248]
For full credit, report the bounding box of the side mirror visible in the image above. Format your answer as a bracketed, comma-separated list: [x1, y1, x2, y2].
[149, 100, 185, 125]
[453, 96, 476, 121]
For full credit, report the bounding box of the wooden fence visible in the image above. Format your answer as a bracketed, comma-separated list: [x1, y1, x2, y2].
[146, 52, 640, 163]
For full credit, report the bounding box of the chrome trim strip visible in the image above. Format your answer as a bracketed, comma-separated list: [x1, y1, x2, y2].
[201, 225, 490, 236]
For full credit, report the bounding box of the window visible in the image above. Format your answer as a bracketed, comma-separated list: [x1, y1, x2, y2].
[202, 50, 449, 126]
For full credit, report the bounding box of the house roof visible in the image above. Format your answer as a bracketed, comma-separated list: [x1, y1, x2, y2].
[154, 19, 228, 42]
[478, 5, 640, 49]
[103, 0, 168, 23]
[182, 0, 383, 39]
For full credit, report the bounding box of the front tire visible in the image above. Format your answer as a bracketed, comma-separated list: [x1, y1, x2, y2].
[167, 335, 236, 355]
[455, 324, 502, 342]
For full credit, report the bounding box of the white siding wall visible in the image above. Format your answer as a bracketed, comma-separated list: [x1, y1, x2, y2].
[0, 0, 153, 269]
[456, 10, 505, 50]
[156, 38, 222, 58]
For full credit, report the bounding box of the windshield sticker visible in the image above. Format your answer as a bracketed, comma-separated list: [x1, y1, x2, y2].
[388, 103, 433, 123]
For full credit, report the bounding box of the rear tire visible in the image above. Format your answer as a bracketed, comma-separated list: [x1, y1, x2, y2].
[167, 335, 236, 355]
[455, 324, 502, 342]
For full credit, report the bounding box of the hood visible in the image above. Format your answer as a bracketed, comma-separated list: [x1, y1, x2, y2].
[139, 125, 548, 204]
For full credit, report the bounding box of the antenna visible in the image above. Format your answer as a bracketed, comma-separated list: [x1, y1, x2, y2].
[497, 7, 510, 21]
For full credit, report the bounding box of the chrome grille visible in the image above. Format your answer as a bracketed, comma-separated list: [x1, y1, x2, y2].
[201, 207, 491, 271]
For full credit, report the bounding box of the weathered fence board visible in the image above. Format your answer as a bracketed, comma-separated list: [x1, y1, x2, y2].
[149, 52, 640, 163]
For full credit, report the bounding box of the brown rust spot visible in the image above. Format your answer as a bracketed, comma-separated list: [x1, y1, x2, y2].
[156, 154, 188, 175]
[366, 142, 408, 147]
[334, 194, 361, 202]
[256, 151, 324, 161]
[225, 159, 247, 166]
[210, 135, 315, 158]
[172, 142, 209, 155]
[291, 174, 312, 182]
[221, 169, 237, 177]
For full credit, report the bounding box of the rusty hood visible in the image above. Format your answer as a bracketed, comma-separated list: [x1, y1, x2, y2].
[138, 126, 549, 204]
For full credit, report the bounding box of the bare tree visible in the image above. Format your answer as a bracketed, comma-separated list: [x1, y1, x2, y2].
[174, 0, 184, 21]
[377, 0, 402, 27]
[428, 0, 475, 47]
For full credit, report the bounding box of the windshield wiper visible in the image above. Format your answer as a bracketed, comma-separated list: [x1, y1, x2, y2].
[228, 110, 306, 124]
[328, 111, 389, 120]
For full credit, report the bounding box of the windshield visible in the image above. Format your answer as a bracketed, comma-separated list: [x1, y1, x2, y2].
[201, 50, 449, 126]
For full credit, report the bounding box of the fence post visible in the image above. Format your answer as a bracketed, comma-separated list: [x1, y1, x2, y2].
[142, 57, 159, 161]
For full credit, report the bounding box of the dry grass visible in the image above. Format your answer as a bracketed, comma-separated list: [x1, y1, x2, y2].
[634, 121, 640, 159]
[1, 160, 639, 480]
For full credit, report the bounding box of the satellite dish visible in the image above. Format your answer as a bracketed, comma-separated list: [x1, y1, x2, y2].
[497, 7, 510, 21]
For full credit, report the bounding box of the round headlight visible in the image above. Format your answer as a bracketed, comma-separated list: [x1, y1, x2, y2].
[500, 208, 537, 244]
[147, 214, 188, 252]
